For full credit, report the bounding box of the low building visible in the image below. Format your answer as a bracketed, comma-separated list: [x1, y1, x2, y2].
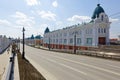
[25, 35, 43, 46]
[43, 4, 111, 50]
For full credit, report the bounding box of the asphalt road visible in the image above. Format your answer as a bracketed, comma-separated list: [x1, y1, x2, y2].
[20, 45, 120, 80]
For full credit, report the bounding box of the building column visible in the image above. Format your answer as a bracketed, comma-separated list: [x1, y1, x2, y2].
[92, 25, 98, 46]
[81, 29, 85, 46]
[106, 26, 110, 45]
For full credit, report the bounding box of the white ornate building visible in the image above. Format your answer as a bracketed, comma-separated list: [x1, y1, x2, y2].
[43, 4, 111, 50]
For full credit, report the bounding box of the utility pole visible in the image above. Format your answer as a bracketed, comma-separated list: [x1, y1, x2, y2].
[22, 27, 25, 59]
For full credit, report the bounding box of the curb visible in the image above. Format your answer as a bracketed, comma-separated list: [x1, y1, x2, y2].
[14, 54, 20, 80]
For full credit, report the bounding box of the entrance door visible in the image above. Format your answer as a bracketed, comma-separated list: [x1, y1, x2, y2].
[99, 37, 106, 45]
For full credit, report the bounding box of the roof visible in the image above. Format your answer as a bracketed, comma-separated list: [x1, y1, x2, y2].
[92, 4, 105, 19]
[44, 27, 50, 34]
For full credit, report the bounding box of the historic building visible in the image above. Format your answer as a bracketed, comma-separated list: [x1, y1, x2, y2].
[43, 4, 111, 50]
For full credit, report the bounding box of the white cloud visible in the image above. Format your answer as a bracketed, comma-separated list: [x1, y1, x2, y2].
[0, 19, 11, 27]
[37, 10, 57, 21]
[12, 11, 35, 27]
[56, 21, 63, 26]
[25, 0, 40, 6]
[109, 18, 119, 22]
[67, 15, 91, 23]
[52, 1, 58, 7]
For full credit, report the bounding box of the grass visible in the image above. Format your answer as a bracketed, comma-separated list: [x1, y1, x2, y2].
[17, 53, 46, 80]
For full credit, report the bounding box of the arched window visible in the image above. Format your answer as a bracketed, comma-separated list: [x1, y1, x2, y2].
[104, 28, 106, 33]
[101, 15, 104, 21]
[101, 28, 103, 33]
[98, 28, 100, 33]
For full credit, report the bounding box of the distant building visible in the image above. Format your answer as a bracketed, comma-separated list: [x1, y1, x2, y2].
[0, 35, 11, 53]
[43, 4, 111, 50]
[25, 35, 43, 46]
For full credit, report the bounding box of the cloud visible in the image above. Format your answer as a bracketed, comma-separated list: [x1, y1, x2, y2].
[0, 19, 11, 27]
[67, 15, 91, 23]
[12, 11, 35, 27]
[52, 1, 58, 7]
[37, 10, 57, 21]
[25, 0, 40, 6]
[109, 18, 119, 22]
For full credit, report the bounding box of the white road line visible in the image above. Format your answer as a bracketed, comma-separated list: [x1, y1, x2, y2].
[26, 56, 58, 80]
[43, 57, 87, 76]
[107, 64, 120, 69]
[49, 55, 120, 76]
[59, 63, 87, 75]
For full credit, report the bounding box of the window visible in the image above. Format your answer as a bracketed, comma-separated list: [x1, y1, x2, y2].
[59, 39, 62, 44]
[53, 39, 55, 43]
[104, 28, 106, 33]
[101, 15, 104, 21]
[64, 33, 67, 36]
[86, 29, 92, 34]
[70, 38, 73, 43]
[77, 38, 81, 44]
[64, 39, 67, 44]
[56, 39, 58, 43]
[101, 28, 103, 33]
[90, 29, 92, 34]
[86, 38, 92, 44]
[59, 33, 62, 37]
[79, 30, 82, 35]
[98, 28, 100, 33]
[86, 29, 88, 34]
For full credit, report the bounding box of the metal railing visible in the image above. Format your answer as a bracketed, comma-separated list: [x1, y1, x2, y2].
[2, 53, 15, 80]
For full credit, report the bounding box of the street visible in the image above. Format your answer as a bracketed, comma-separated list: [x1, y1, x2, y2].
[21, 44, 120, 80]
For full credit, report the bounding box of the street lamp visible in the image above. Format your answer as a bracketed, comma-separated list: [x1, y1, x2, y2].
[48, 37, 50, 50]
[74, 34, 76, 54]
[73, 31, 78, 54]
[22, 27, 25, 59]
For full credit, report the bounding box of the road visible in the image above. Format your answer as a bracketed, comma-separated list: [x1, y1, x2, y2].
[21, 45, 120, 80]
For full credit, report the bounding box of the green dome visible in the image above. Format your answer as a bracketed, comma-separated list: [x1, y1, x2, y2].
[92, 4, 105, 19]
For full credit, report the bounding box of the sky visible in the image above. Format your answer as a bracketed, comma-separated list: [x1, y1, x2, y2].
[0, 0, 120, 39]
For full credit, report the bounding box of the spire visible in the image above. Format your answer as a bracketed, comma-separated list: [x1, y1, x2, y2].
[44, 27, 50, 34]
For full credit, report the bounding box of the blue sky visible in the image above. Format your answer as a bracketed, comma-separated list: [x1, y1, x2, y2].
[0, 0, 120, 38]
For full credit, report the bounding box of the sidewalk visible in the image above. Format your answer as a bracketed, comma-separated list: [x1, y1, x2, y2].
[0, 47, 20, 80]
[0, 49, 11, 80]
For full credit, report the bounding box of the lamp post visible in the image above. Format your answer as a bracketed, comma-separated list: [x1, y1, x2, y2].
[73, 31, 78, 54]
[22, 27, 25, 59]
[74, 34, 76, 54]
[48, 37, 50, 50]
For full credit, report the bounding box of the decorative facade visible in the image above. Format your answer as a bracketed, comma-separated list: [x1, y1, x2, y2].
[43, 4, 111, 50]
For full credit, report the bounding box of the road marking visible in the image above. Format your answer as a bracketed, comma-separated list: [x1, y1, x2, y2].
[43, 57, 87, 76]
[26, 56, 58, 80]
[48, 55, 120, 76]
[59, 63, 87, 75]
[107, 64, 120, 69]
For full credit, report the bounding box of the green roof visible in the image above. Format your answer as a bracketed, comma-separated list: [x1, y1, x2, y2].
[92, 4, 105, 19]
[44, 27, 50, 34]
